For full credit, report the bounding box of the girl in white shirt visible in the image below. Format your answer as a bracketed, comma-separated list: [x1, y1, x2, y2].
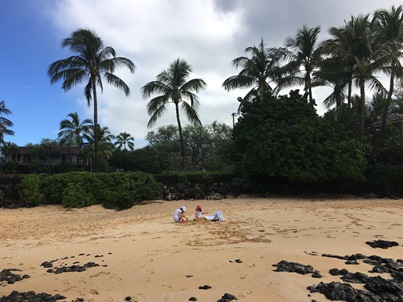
[173, 206, 188, 223]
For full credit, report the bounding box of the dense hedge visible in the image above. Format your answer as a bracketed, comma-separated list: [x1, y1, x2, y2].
[364, 164, 403, 196]
[20, 172, 162, 210]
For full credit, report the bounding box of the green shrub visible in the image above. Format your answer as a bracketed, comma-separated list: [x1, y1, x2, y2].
[99, 172, 161, 210]
[62, 182, 97, 208]
[365, 164, 403, 195]
[20, 174, 45, 205]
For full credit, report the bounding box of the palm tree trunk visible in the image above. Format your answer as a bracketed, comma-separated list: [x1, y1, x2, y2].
[381, 71, 394, 141]
[358, 79, 366, 140]
[306, 72, 313, 104]
[175, 102, 185, 170]
[92, 79, 99, 172]
[347, 78, 352, 107]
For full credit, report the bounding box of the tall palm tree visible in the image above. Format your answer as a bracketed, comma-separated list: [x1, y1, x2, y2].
[374, 5, 403, 138]
[222, 39, 287, 107]
[48, 28, 135, 171]
[58, 112, 92, 152]
[283, 25, 322, 103]
[83, 124, 115, 172]
[141, 58, 206, 169]
[0, 100, 14, 145]
[114, 132, 135, 151]
[326, 15, 388, 139]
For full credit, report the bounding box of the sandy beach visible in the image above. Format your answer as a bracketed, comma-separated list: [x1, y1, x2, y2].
[0, 197, 402, 301]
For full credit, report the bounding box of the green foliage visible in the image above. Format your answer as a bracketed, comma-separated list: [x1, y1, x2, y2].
[97, 172, 162, 210]
[20, 174, 45, 205]
[233, 90, 367, 184]
[175, 173, 189, 185]
[2, 161, 18, 174]
[365, 164, 403, 195]
[61, 182, 96, 208]
[21, 172, 161, 210]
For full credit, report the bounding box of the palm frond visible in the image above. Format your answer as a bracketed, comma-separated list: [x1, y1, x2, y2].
[104, 72, 131, 95]
[181, 102, 201, 125]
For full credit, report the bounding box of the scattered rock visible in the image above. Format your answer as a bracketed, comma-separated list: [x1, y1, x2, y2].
[42, 262, 99, 274]
[199, 285, 212, 290]
[366, 240, 399, 249]
[308, 282, 382, 302]
[273, 260, 321, 278]
[189, 297, 197, 301]
[0, 290, 66, 301]
[0, 269, 30, 285]
[217, 292, 237, 301]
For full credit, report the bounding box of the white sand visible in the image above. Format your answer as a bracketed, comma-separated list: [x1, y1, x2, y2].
[0, 197, 402, 301]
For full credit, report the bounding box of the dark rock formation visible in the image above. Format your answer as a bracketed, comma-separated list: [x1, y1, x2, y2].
[40, 260, 99, 274]
[273, 260, 322, 278]
[217, 292, 237, 301]
[366, 240, 399, 249]
[308, 282, 382, 302]
[0, 290, 66, 302]
[0, 269, 29, 284]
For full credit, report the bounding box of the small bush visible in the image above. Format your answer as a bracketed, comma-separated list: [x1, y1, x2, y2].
[20, 174, 45, 205]
[62, 182, 97, 208]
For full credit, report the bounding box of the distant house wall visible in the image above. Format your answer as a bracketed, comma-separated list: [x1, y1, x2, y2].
[1, 146, 88, 167]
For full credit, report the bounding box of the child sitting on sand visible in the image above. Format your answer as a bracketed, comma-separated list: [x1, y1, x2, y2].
[194, 204, 204, 220]
[173, 206, 188, 223]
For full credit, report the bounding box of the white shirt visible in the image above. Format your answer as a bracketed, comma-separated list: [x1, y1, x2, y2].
[173, 209, 182, 222]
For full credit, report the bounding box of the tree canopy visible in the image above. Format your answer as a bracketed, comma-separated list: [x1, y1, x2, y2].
[232, 90, 367, 184]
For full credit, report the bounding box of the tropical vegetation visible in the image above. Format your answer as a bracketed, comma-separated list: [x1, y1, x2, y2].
[48, 28, 135, 171]
[141, 58, 206, 169]
[2, 6, 403, 203]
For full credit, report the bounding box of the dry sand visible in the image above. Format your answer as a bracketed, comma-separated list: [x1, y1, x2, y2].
[0, 197, 402, 301]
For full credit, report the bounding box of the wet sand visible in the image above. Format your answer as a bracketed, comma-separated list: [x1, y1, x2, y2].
[0, 197, 402, 301]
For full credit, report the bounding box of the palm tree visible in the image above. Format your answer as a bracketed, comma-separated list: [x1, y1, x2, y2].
[283, 25, 322, 103]
[374, 5, 403, 138]
[222, 39, 287, 107]
[114, 132, 135, 151]
[58, 112, 92, 152]
[326, 15, 389, 139]
[83, 124, 115, 172]
[141, 58, 206, 169]
[313, 57, 351, 109]
[48, 28, 135, 172]
[0, 100, 14, 145]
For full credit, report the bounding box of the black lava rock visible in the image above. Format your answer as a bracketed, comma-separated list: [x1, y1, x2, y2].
[0, 269, 30, 285]
[273, 260, 321, 278]
[308, 281, 382, 302]
[0, 290, 66, 301]
[366, 240, 399, 249]
[217, 293, 237, 301]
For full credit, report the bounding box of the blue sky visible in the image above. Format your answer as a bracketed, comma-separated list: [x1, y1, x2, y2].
[1, 1, 76, 146]
[1, 0, 401, 148]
